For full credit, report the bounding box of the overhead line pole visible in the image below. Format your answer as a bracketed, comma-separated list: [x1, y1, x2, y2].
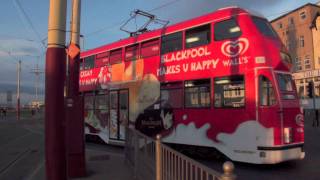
[45, 0, 67, 179]
[16, 60, 21, 121]
[66, 0, 86, 177]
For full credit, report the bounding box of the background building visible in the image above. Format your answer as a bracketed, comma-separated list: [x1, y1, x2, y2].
[271, 2, 320, 97]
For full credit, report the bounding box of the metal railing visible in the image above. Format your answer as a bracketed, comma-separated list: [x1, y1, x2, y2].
[125, 127, 236, 180]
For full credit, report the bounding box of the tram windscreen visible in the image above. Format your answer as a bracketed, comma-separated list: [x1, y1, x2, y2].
[277, 74, 293, 92]
[277, 73, 296, 100]
[252, 17, 278, 38]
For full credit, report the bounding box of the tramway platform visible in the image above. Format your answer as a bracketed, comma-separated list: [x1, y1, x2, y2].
[0, 112, 133, 180]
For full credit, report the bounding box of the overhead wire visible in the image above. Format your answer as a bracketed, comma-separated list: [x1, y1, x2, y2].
[84, 0, 181, 38]
[13, 0, 46, 50]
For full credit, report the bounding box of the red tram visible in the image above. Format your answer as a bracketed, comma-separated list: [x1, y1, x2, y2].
[79, 7, 305, 164]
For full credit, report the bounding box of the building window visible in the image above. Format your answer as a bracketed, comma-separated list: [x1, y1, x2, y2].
[300, 11, 306, 20]
[161, 82, 183, 109]
[185, 24, 211, 49]
[305, 56, 311, 70]
[214, 18, 242, 41]
[278, 22, 283, 29]
[299, 36, 304, 47]
[184, 79, 210, 108]
[214, 75, 245, 108]
[161, 32, 183, 55]
[296, 57, 302, 71]
[289, 17, 294, 25]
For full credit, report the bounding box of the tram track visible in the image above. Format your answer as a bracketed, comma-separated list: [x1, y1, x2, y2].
[0, 148, 31, 177]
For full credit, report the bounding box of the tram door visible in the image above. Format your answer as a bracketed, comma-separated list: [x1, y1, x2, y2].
[109, 89, 129, 141]
[257, 69, 283, 145]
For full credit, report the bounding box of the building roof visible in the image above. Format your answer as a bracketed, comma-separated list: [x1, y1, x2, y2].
[270, 3, 320, 23]
[310, 12, 320, 29]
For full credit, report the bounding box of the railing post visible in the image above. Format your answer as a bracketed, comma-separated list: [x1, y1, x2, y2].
[156, 134, 162, 180]
[220, 161, 236, 180]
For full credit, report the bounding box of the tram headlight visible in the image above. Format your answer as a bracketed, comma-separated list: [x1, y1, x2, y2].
[284, 127, 293, 144]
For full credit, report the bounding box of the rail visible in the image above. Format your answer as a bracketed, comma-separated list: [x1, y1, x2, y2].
[124, 127, 236, 180]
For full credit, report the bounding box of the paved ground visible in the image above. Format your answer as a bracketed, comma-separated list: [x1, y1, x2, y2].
[195, 111, 320, 180]
[1, 111, 319, 180]
[0, 113, 133, 180]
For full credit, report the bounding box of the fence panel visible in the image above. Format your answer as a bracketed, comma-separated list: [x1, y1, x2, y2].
[125, 128, 236, 180]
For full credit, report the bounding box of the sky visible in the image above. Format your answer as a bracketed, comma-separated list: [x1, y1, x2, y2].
[0, 0, 319, 105]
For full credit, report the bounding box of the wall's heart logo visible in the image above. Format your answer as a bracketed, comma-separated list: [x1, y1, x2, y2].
[221, 38, 249, 57]
[295, 114, 304, 127]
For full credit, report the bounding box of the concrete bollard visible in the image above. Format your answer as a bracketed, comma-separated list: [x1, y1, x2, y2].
[220, 161, 236, 180]
[155, 134, 162, 180]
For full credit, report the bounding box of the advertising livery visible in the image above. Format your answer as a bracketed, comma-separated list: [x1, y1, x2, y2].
[79, 7, 305, 164]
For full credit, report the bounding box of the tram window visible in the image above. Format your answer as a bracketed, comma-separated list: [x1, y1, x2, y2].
[252, 17, 278, 38]
[141, 39, 159, 58]
[125, 44, 139, 61]
[95, 52, 109, 67]
[184, 79, 210, 108]
[80, 59, 84, 70]
[259, 76, 277, 106]
[185, 24, 211, 49]
[84, 56, 95, 70]
[95, 94, 109, 110]
[214, 76, 245, 108]
[214, 19, 242, 41]
[161, 82, 183, 109]
[109, 48, 122, 64]
[119, 91, 128, 110]
[84, 94, 95, 110]
[161, 32, 183, 55]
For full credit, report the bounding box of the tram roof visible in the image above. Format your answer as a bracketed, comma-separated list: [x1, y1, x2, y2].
[81, 7, 257, 58]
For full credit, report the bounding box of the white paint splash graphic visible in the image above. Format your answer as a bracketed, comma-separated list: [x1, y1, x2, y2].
[162, 121, 274, 163]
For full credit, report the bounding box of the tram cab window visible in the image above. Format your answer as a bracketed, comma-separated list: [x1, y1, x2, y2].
[185, 24, 211, 49]
[277, 74, 293, 92]
[214, 76, 245, 108]
[277, 74, 296, 100]
[214, 19, 242, 41]
[259, 76, 277, 106]
[161, 32, 183, 55]
[184, 79, 210, 108]
[160, 82, 183, 109]
[84, 56, 95, 70]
